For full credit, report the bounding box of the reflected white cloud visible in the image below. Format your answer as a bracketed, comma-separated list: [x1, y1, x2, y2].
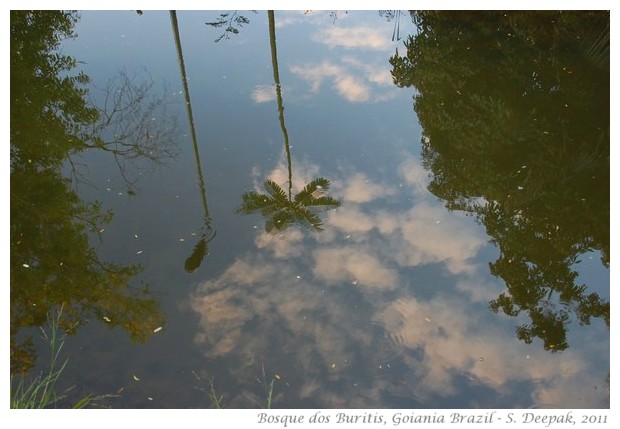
[251, 84, 276, 103]
[327, 205, 375, 233]
[255, 228, 304, 259]
[396, 202, 484, 275]
[250, 151, 321, 194]
[398, 152, 430, 195]
[277, 12, 400, 105]
[290, 59, 398, 103]
[334, 75, 370, 102]
[455, 277, 504, 303]
[252, 12, 402, 106]
[315, 26, 392, 50]
[190, 155, 608, 408]
[290, 62, 343, 93]
[376, 294, 607, 407]
[191, 251, 382, 407]
[341, 56, 394, 87]
[313, 246, 399, 290]
[336, 172, 393, 203]
[328, 164, 483, 276]
[274, 10, 345, 28]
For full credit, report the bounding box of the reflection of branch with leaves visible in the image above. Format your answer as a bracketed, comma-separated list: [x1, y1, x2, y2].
[205, 11, 255, 42]
[238, 11, 341, 233]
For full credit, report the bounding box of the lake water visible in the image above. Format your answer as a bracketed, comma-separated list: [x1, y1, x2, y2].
[10, 10, 610, 409]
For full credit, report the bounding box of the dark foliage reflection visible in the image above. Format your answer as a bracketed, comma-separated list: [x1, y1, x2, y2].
[390, 10, 609, 351]
[10, 10, 173, 374]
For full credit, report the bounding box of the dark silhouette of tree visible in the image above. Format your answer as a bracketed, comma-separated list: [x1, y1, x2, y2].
[390, 11, 609, 351]
[170, 11, 216, 273]
[10, 10, 167, 374]
[237, 11, 341, 233]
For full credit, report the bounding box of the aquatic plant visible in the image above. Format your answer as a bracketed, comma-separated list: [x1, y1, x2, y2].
[10, 308, 113, 408]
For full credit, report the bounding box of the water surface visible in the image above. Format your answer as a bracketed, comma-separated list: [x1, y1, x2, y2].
[10, 10, 610, 408]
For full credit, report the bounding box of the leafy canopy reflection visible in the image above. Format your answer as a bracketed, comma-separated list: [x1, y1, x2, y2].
[390, 11, 609, 351]
[10, 11, 168, 374]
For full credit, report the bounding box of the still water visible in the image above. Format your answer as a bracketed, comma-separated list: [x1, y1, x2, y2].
[10, 10, 610, 408]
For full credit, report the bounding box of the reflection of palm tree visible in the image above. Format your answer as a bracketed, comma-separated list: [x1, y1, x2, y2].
[238, 11, 341, 232]
[239, 178, 340, 232]
[170, 11, 216, 272]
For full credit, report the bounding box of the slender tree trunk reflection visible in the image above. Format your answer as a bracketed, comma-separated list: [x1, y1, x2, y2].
[170, 10, 216, 273]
